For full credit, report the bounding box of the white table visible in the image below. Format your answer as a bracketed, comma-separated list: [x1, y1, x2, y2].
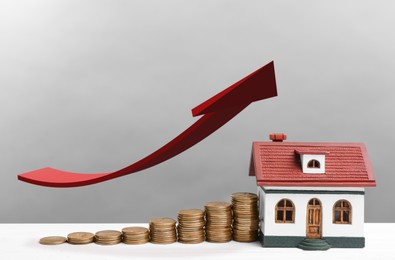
[1, 223, 393, 260]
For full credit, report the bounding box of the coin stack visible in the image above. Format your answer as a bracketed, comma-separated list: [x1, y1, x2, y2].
[122, 227, 150, 245]
[205, 202, 232, 243]
[39, 236, 67, 245]
[95, 230, 122, 245]
[149, 217, 177, 244]
[177, 209, 205, 244]
[67, 232, 95, 244]
[231, 192, 259, 242]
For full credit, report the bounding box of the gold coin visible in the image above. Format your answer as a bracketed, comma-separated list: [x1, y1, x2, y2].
[39, 236, 67, 245]
[178, 209, 205, 216]
[150, 237, 177, 244]
[95, 241, 121, 245]
[95, 230, 122, 238]
[122, 227, 149, 235]
[205, 202, 231, 209]
[123, 240, 149, 245]
[149, 217, 176, 226]
[232, 192, 257, 198]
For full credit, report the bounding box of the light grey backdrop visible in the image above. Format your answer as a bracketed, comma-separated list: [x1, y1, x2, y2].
[1, 0, 394, 223]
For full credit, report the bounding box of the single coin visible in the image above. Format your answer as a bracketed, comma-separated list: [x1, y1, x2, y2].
[178, 209, 205, 216]
[205, 202, 231, 208]
[122, 227, 149, 234]
[149, 217, 177, 226]
[39, 236, 67, 245]
[95, 240, 122, 245]
[95, 230, 122, 238]
[232, 192, 257, 198]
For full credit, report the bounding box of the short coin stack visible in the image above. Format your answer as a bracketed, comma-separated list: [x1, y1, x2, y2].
[231, 192, 259, 242]
[67, 232, 95, 244]
[177, 209, 205, 244]
[95, 230, 122, 245]
[205, 202, 232, 243]
[122, 227, 150, 244]
[39, 236, 67, 245]
[149, 217, 177, 244]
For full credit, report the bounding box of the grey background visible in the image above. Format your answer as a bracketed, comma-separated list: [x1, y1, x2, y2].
[1, 0, 394, 223]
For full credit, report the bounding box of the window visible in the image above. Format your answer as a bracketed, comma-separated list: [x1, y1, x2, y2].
[333, 200, 352, 224]
[307, 159, 320, 168]
[275, 199, 295, 223]
[308, 198, 321, 206]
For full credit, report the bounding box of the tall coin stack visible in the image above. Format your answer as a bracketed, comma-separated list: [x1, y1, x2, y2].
[95, 230, 122, 245]
[205, 202, 232, 243]
[149, 217, 177, 244]
[122, 227, 150, 245]
[177, 209, 205, 244]
[231, 192, 259, 242]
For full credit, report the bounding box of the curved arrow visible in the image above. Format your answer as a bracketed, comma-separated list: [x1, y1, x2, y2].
[18, 61, 277, 187]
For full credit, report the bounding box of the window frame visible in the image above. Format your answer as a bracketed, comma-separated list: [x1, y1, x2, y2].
[333, 199, 352, 224]
[275, 198, 295, 224]
[307, 159, 321, 168]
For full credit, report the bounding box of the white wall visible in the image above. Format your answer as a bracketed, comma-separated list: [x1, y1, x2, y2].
[258, 186, 266, 234]
[259, 187, 365, 237]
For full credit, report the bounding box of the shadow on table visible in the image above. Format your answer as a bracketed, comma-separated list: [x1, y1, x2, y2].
[25, 238, 263, 259]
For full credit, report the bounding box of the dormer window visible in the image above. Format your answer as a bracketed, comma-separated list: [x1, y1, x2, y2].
[307, 159, 320, 168]
[295, 150, 329, 174]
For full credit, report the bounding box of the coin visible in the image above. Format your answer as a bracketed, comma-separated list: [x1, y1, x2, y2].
[205, 202, 231, 208]
[39, 236, 67, 245]
[122, 227, 149, 234]
[150, 217, 176, 226]
[95, 230, 122, 238]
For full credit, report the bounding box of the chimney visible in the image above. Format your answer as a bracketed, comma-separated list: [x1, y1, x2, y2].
[270, 133, 287, 142]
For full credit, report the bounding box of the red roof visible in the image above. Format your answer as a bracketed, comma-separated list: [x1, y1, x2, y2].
[249, 142, 376, 187]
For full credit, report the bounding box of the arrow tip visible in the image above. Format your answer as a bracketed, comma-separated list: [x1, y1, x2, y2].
[192, 61, 277, 117]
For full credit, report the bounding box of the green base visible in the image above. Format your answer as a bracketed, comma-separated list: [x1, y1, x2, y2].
[259, 231, 365, 248]
[324, 236, 365, 248]
[297, 239, 331, 250]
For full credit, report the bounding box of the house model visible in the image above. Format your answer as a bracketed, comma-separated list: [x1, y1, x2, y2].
[249, 133, 376, 250]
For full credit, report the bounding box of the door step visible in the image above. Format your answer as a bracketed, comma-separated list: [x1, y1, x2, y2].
[297, 239, 331, 251]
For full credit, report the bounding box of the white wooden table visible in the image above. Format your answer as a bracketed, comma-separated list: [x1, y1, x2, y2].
[1, 223, 393, 260]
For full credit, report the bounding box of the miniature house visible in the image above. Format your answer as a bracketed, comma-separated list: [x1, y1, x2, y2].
[249, 133, 376, 250]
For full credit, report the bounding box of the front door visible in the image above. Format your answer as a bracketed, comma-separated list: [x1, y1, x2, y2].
[306, 198, 322, 239]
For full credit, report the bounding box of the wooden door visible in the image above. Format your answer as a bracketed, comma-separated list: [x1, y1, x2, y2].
[306, 198, 322, 239]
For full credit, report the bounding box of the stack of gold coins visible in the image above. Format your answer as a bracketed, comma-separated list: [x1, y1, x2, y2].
[95, 230, 122, 245]
[67, 232, 95, 244]
[122, 227, 150, 245]
[177, 209, 205, 244]
[205, 202, 232, 243]
[149, 217, 177, 244]
[231, 192, 259, 242]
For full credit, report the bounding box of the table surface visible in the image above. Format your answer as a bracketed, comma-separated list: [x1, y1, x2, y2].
[1, 223, 394, 260]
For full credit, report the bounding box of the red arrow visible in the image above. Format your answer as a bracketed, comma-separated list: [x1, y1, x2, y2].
[18, 61, 277, 187]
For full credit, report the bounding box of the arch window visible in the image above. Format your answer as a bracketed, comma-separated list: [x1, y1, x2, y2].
[333, 200, 352, 224]
[275, 199, 295, 223]
[307, 159, 321, 168]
